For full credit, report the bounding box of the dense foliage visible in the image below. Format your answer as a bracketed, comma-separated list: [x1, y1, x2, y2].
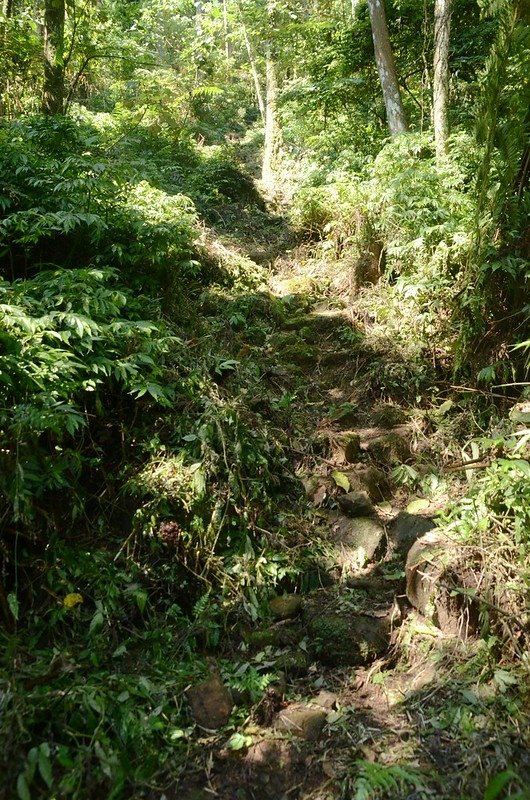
[0, 0, 528, 796]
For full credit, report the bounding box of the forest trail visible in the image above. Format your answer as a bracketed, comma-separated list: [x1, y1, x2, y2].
[2, 1, 529, 794]
[176, 224, 525, 800]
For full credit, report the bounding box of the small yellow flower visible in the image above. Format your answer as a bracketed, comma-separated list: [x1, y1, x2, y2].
[63, 592, 83, 609]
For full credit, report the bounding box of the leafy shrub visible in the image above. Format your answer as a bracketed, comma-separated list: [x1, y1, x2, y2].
[189, 145, 265, 209]
[0, 539, 203, 799]
[109, 180, 199, 287]
[0, 267, 175, 524]
[0, 117, 199, 289]
[366, 132, 476, 280]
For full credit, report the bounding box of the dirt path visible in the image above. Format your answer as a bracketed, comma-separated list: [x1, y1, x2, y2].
[176, 233, 530, 800]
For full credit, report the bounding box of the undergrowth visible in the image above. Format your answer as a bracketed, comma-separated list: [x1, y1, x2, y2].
[0, 112, 305, 799]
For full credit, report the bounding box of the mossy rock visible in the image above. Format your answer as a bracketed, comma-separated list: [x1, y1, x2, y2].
[371, 404, 409, 428]
[388, 512, 436, 554]
[309, 309, 349, 335]
[274, 649, 310, 677]
[338, 433, 362, 463]
[281, 343, 317, 367]
[270, 594, 303, 620]
[319, 350, 354, 368]
[268, 331, 302, 350]
[273, 275, 316, 296]
[326, 514, 385, 573]
[307, 610, 390, 667]
[246, 628, 280, 649]
[282, 314, 314, 332]
[346, 464, 393, 501]
[365, 432, 411, 465]
[336, 492, 375, 518]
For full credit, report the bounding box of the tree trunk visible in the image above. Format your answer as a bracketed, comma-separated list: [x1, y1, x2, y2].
[367, 0, 408, 135]
[0, 0, 14, 116]
[433, 0, 452, 160]
[223, 0, 231, 68]
[261, 41, 282, 191]
[42, 0, 65, 114]
[240, 15, 265, 121]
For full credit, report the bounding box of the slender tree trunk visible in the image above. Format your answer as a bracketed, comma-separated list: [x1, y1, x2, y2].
[433, 0, 452, 160]
[42, 0, 65, 114]
[262, 40, 282, 191]
[193, 0, 206, 83]
[367, 0, 408, 135]
[223, 0, 231, 67]
[0, 0, 14, 116]
[240, 16, 265, 121]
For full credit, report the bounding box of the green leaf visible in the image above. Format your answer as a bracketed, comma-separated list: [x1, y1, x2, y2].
[38, 743, 53, 789]
[493, 669, 518, 693]
[7, 592, 19, 621]
[56, 746, 75, 769]
[406, 498, 430, 513]
[89, 609, 104, 635]
[17, 774, 31, 800]
[331, 470, 350, 491]
[437, 399, 454, 415]
[226, 732, 253, 751]
[484, 769, 519, 800]
[169, 728, 189, 741]
[500, 459, 530, 476]
[133, 589, 148, 613]
[192, 468, 206, 497]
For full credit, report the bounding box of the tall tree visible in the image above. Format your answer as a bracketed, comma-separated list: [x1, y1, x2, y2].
[261, 0, 282, 191]
[433, 0, 452, 159]
[367, 0, 407, 135]
[42, 0, 66, 114]
[239, 12, 265, 121]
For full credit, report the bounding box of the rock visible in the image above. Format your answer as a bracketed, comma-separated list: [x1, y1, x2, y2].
[365, 432, 411, 465]
[187, 663, 233, 729]
[328, 515, 385, 570]
[337, 491, 374, 517]
[270, 594, 303, 620]
[305, 604, 391, 667]
[405, 530, 450, 616]
[245, 740, 283, 766]
[347, 464, 392, 501]
[371, 404, 408, 428]
[338, 432, 362, 462]
[405, 531, 480, 637]
[389, 512, 436, 554]
[246, 627, 280, 650]
[274, 649, 310, 677]
[275, 704, 327, 740]
[314, 690, 338, 710]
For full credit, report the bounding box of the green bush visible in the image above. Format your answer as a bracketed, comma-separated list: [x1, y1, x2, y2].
[0, 267, 175, 524]
[0, 117, 199, 289]
[365, 132, 477, 280]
